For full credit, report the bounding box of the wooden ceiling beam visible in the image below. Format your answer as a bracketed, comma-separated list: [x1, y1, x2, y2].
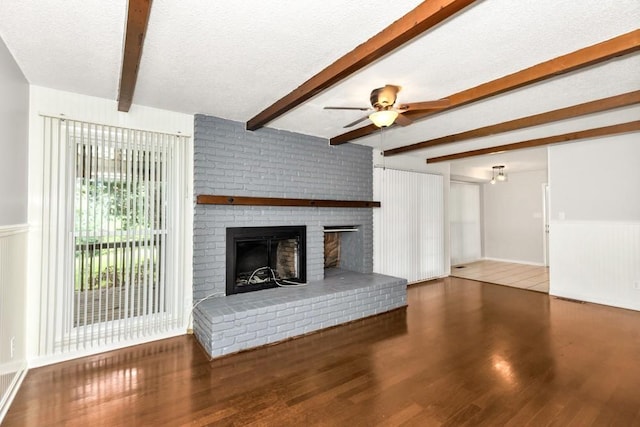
[245, 0, 478, 131]
[384, 90, 640, 156]
[118, 0, 153, 112]
[425, 121, 640, 163]
[330, 29, 640, 145]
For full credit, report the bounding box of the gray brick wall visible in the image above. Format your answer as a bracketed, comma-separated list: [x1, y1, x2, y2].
[193, 115, 375, 300]
[193, 270, 407, 358]
[194, 115, 372, 199]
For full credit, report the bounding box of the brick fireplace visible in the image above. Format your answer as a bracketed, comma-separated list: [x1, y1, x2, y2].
[192, 115, 406, 358]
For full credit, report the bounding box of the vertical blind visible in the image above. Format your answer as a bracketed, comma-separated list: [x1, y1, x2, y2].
[37, 116, 189, 356]
[373, 168, 445, 283]
[450, 182, 482, 265]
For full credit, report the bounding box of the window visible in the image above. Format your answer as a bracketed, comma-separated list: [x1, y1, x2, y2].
[37, 117, 190, 355]
[73, 136, 167, 326]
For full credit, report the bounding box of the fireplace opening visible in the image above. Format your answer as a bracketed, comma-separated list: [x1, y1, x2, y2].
[324, 233, 340, 268]
[226, 226, 306, 295]
[323, 226, 358, 270]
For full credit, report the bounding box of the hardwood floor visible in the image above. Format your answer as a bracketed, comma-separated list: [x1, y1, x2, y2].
[451, 260, 549, 293]
[5, 277, 640, 426]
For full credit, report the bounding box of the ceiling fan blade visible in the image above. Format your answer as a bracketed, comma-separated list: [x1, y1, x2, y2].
[324, 106, 371, 111]
[343, 115, 371, 128]
[399, 99, 450, 111]
[394, 113, 413, 126]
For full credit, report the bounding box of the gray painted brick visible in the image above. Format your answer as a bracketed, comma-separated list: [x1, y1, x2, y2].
[268, 316, 290, 328]
[235, 332, 257, 343]
[212, 337, 235, 349]
[193, 270, 407, 359]
[223, 322, 247, 338]
[193, 115, 374, 297]
[192, 115, 405, 360]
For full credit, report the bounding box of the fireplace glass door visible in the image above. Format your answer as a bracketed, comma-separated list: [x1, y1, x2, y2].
[226, 226, 306, 294]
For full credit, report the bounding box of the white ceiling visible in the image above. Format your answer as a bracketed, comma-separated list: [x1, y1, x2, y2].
[1, 0, 639, 178]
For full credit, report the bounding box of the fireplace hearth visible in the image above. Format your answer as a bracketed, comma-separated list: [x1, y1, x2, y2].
[226, 226, 306, 295]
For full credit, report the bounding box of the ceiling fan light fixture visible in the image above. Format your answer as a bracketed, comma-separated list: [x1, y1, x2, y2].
[369, 110, 398, 127]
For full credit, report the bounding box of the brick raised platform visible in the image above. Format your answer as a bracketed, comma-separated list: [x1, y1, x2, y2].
[193, 268, 407, 359]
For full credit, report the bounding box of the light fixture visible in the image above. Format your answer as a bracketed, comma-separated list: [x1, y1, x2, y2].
[369, 109, 398, 127]
[491, 165, 506, 183]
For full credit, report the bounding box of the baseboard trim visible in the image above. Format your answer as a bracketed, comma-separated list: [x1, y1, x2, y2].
[550, 291, 640, 312]
[28, 328, 186, 368]
[0, 364, 28, 424]
[483, 257, 546, 267]
[0, 224, 28, 238]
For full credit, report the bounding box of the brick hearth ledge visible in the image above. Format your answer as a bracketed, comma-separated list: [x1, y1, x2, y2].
[193, 268, 407, 359]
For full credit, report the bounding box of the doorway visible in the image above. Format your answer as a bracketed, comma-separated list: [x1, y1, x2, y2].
[450, 181, 481, 266]
[543, 184, 550, 267]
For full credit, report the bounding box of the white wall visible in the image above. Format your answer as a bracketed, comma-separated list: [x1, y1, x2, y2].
[549, 134, 640, 221]
[0, 36, 28, 423]
[483, 169, 547, 265]
[0, 36, 28, 225]
[27, 86, 194, 365]
[450, 182, 481, 265]
[548, 134, 640, 311]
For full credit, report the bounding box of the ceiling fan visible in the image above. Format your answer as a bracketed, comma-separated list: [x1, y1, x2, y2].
[324, 84, 450, 128]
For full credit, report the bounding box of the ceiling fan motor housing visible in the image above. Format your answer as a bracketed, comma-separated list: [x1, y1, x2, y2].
[370, 86, 398, 110]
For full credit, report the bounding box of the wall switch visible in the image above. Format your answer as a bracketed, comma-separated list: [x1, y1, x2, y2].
[633, 281, 640, 290]
[10, 336, 15, 359]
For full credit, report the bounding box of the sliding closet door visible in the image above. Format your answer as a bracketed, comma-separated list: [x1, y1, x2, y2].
[373, 168, 445, 283]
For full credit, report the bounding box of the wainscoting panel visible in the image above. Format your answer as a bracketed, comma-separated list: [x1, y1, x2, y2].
[549, 221, 640, 311]
[0, 225, 28, 422]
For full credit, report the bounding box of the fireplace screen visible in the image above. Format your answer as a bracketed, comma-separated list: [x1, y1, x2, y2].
[226, 226, 306, 295]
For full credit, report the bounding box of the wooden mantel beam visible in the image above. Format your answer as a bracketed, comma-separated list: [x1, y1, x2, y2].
[384, 90, 640, 156]
[425, 121, 640, 163]
[330, 29, 640, 145]
[197, 195, 380, 208]
[118, 0, 153, 112]
[245, 0, 478, 131]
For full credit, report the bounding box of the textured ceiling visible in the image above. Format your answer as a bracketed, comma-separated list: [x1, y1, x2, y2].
[1, 0, 638, 177]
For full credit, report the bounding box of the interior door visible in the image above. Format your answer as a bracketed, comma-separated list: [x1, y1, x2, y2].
[543, 184, 550, 267]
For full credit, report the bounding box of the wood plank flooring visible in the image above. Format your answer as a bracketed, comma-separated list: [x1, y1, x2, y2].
[451, 260, 549, 293]
[5, 277, 640, 426]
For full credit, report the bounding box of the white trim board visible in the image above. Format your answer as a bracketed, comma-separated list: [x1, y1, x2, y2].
[0, 363, 27, 424]
[0, 224, 28, 238]
[482, 257, 546, 267]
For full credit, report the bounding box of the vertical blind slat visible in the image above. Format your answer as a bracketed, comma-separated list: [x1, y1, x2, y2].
[37, 117, 188, 357]
[373, 168, 445, 283]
